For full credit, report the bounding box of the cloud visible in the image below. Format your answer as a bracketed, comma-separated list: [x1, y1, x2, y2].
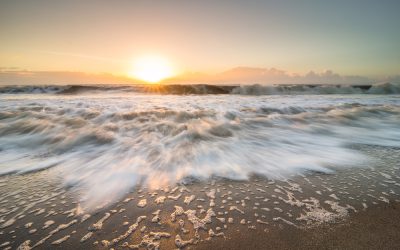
[383, 75, 400, 84]
[0, 67, 391, 86]
[0, 70, 143, 85]
[164, 67, 374, 85]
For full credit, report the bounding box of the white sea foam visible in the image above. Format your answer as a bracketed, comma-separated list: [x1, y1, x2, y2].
[0, 93, 400, 209]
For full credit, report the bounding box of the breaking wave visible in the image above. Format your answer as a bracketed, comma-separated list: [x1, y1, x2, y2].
[0, 82, 400, 95]
[0, 93, 400, 209]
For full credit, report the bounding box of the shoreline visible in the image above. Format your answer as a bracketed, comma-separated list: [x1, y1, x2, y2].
[1, 161, 399, 249]
[0, 144, 399, 249]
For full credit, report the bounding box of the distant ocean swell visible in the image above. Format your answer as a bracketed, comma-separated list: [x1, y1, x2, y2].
[1, 82, 400, 95]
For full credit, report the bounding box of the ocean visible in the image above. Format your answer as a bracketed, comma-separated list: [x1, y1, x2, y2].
[1, 83, 399, 208]
[1, 83, 400, 249]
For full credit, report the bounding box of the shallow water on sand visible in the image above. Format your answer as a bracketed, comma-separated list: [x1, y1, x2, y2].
[0, 144, 399, 249]
[0, 93, 400, 209]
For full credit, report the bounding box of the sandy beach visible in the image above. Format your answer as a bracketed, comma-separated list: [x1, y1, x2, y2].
[1, 144, 399, 249]
[198, 202, 400, 250]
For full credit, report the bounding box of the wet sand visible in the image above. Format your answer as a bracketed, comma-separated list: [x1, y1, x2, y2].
[198, 202, 400, 250]
[0, 145, 400, 249]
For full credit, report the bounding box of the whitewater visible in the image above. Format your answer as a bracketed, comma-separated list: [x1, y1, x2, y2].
[1, 83, 400, 208]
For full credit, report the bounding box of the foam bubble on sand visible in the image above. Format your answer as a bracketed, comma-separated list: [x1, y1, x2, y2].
[137, 199, 147, 208]
[256, 219, 268, 225]
[80, 232, 93, 243]
[178, 219, 189, 234]
[297, 197, 354, 226]
[123, 231, 171, 249]
[180, 186, 191, 193]
[277, 190, 303, 207]
[25, 219, 77, 249]
[229, 206, 244, 214]
[256, 188, 266, 193]
[88, 213, 110, 231]
[24, 222, 33, 229]
[0, 242, 10, 247]
[171, 206, 185, 222]
[155, 196, 166, 204]
[0, 242, 10, 248]
[80, 214, 91, 223]
[170, 186, 179, 194]
[34, 209, 45, 216]
[380, 172, 392, 179]
[151, 210, 161, 223]
[208, 228, 224, 238]
[284, 181, 303, 193]
[0, 218, 16, 229]
[362, 202, 368, 210]
[185, 208, 216, 234]
[168, 194, 182, 201]
[16, 240, 31, 250]
[184, 195, 195, 205]
[379, 196, 390, 203]
[175, 234, 194, 248]
[42, 220, 54, 229]
[123, 197, 134, 203]
[62, 208, 77, 217]
[51, 235, 70, 245]
[216, 217, 225, 223]
[101, 215, 146, 247]
[206, 189, 216, 199]
[325, 200, 356, 215]
[273, 217, 298, 228]
[329, 194, 340, 200]
[210, 200, 216, 207]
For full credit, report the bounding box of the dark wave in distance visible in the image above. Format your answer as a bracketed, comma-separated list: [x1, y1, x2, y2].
[0, 82, 399, 95]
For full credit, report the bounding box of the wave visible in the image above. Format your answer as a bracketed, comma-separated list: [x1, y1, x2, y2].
[0, 84, 235, 95]
[1, 82, 400, 95]
[231, 82, 400, 95]
[1, 93, 400, 209]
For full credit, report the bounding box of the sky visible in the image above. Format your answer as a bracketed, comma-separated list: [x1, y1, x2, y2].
[1, 0, 399, 85]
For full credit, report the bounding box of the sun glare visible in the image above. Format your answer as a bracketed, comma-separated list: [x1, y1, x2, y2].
[129, 55, 174, 83]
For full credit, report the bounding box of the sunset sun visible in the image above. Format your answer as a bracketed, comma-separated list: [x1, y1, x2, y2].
[129, 55, 174, 83]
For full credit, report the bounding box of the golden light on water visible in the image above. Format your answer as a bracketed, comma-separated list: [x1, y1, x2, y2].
[129, 55, 174, 83]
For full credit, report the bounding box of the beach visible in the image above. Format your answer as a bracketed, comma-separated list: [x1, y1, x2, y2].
[1, 143, 400, 249]
[0, 88, 400, 249]
[198, 202, 400, 250]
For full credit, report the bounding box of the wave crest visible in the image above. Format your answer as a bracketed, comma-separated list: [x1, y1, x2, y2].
[1, 82, 400, 95]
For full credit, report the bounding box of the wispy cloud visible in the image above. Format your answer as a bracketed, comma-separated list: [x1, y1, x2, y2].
[37, 50, 128, 64]
[164, 67, 376, 85]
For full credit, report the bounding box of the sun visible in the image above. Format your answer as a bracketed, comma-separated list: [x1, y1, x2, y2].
[129, 55, 174, 83]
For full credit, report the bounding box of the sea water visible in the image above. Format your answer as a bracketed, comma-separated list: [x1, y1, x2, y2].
[0, 84, 399, 208]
